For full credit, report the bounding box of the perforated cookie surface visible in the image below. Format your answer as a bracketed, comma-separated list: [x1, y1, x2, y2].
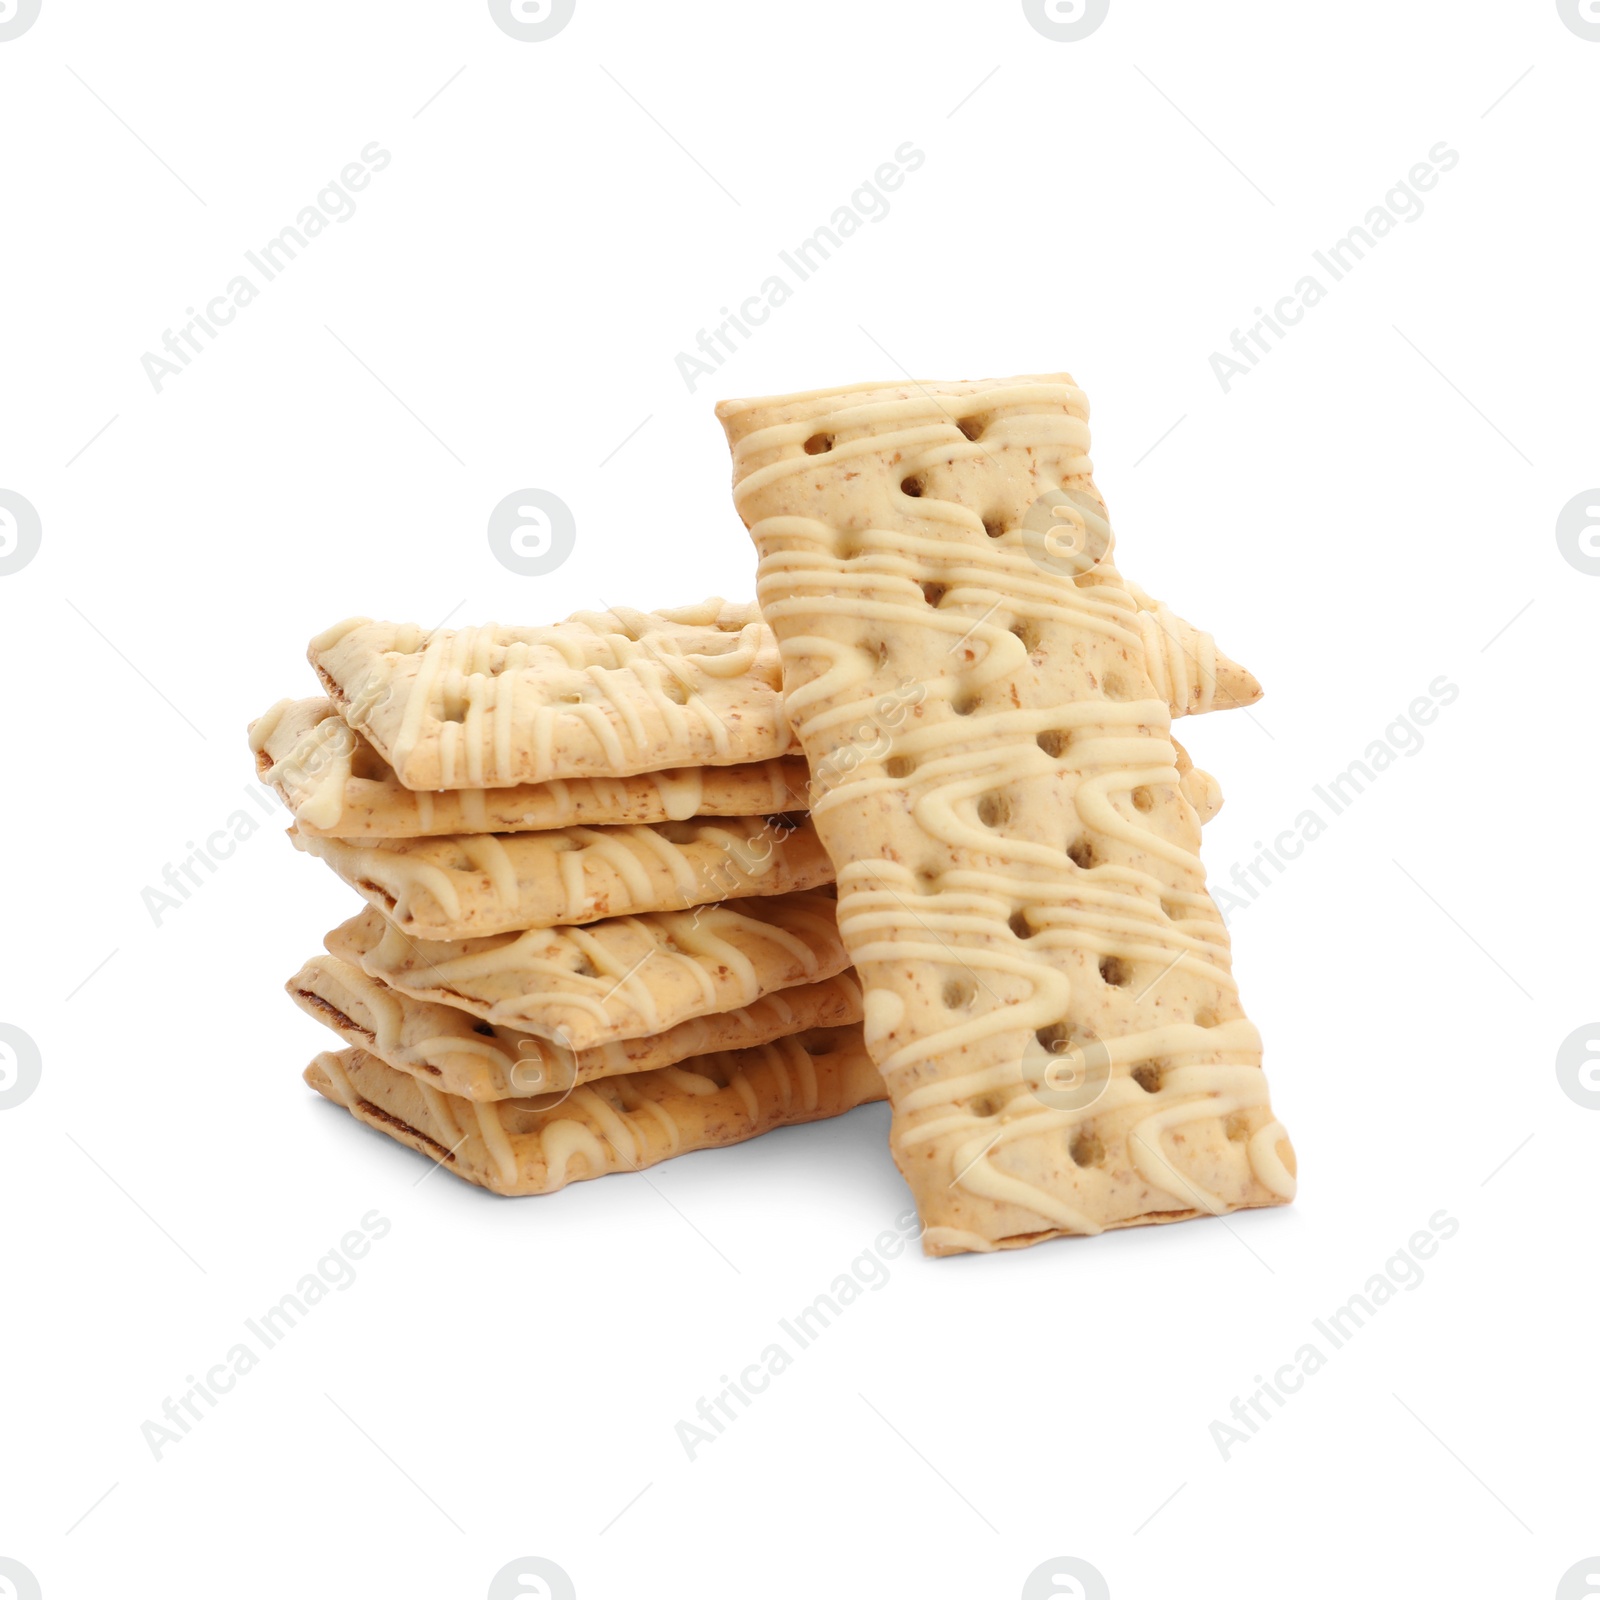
[720, 373, 1294, 1254]
[308, 598, 797, 790]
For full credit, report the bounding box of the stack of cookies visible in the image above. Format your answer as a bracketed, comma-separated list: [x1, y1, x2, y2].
[249, 599, 883, 1194]
[251, 373, 1299, 1257]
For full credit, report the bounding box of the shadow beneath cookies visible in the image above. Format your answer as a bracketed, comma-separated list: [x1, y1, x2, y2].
[303, 1091, 905, 1212]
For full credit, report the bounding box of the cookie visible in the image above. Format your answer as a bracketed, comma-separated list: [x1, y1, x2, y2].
[290, 812, 832, 939]
[288, 953, 864, 1099]
[306, 587, 1254, 800]
[305, 1027, 882, 1194]
[308, 598, 796, 791]
[719, 373, 1295, 1255]
[249, 698, 811, 837]
[327, 890, 850, 1048]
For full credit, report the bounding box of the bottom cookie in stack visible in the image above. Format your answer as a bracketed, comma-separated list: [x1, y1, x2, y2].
[305, 1025, 883, 1195]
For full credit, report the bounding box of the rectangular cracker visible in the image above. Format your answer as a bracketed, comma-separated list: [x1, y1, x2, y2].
[304, 1025, 883, 1194]
[288, 953, 864, 1099]
[326, 890, 849, 1049]
[290, 812, 832, 940]
[308, 598, 799, 791]
[305, 584, 1255, 802]
[249, 697, 812, 838]
[719, 373, 1296, 1256]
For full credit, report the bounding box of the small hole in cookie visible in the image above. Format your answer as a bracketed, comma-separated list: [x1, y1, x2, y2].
[941, 976, 975, 1009]
[659, 679, 690, 705]
[572, 956, 599, 979]
[886, 754, 916, 779]
[1066, 838, 1096, 870]
[1011, 620, 1042, 653]
[801, 1033, 838, 1055]
[921, 581, 947, 608]
[901, 475, 925, 498]
[1037, 730, 1071, 759]
[1103, 672, 1136, 701]
[1160, 899, 1181, 921]
[977, 792, 1011, 828]
[1195, 1008, 1219, 1029]
[957, 415, 986, 441]
[441, 707, 468, 724]
[1132, 1062, 1164, 1094]
[953, 694, 981, 716]
[983, 516, 1006, 539]
[1132, 786, 1154, 813]
[472, 1021, 496, 1038]
[1225, 1111, 1252, 1141]
[1070, 1126, 1106, 1168]
[803, 432, 834, 455]
[968, 1094, 998, 1117]
[859, 637, 889, 667]
[1036, 1022, 1070, 1054]
[916, 863, 942, 890]
[1008, 909, 1034, 940]
[556, 690, 585, 705]
[1100, 956, 1130, 987]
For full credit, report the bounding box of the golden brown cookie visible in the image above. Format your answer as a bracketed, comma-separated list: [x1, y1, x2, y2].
[719, 373, 1294, 1255]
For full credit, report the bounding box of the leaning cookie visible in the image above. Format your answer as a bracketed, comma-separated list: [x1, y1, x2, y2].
[720, 372, 1295, 1256]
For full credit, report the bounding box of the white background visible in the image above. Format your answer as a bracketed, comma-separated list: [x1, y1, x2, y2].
[2, 2, 1596, 1597]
